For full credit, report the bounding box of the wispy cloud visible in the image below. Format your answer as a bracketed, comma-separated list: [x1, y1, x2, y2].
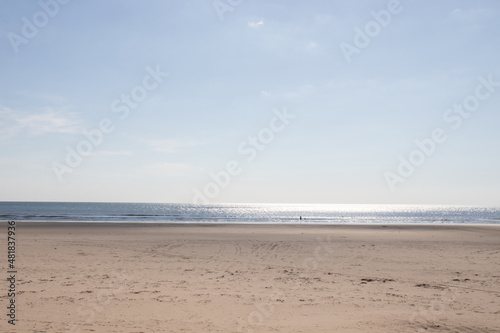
[314, 14, 332, 25]
[248, 20, 264, 28]
[140, 162, 201, 177]
[450, 7, 494, 21]
[13, 109, 79, 134]
[90, 150, 133, 157]
[306, 41, 318, 51]
[0, 157, 46, 171]
[260, 84, 315, 101]
[16, 91, 68, 105]
[143, 138, 204, 153]
[0, 105, 80, 141]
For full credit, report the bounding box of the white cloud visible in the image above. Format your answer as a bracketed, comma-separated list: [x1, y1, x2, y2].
[248, 20, 264, 28]
[14, 109, 79, 134]
[280, 84, 315, 101]
[306, 41, 317, 51]
[143, 138, 203, 153]
[0, 105, 80, 141]
[258, 85, 315, 102]
[0, 157, 45, 171]
[450, 8, 492, 21]
[314, 14, 332, 25]
[90, 150, 133, 157]
[17, 91, 68, 105]
[141, 162, 201, 177]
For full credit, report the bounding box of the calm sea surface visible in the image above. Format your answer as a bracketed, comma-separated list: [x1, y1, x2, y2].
[1, 202, 499, 224]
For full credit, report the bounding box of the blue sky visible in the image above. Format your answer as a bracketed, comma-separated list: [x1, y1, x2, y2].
[1, 0, 499, 205]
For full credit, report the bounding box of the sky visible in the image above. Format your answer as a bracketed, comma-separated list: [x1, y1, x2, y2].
[0, 0, 499, 205]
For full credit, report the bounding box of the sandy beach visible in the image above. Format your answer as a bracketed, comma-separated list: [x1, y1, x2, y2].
[2, 222, 500, 332]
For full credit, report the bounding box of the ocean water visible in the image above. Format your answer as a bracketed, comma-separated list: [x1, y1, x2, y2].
[0, 202, 499, 224]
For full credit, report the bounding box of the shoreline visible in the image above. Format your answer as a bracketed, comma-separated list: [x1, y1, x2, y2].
[6, 220, 500, 228]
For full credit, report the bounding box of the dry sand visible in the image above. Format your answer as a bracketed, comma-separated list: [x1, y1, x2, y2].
[1, 222, 500, 332]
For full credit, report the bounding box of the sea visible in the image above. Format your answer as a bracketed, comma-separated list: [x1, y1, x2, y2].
[1, 202, 499, 225]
